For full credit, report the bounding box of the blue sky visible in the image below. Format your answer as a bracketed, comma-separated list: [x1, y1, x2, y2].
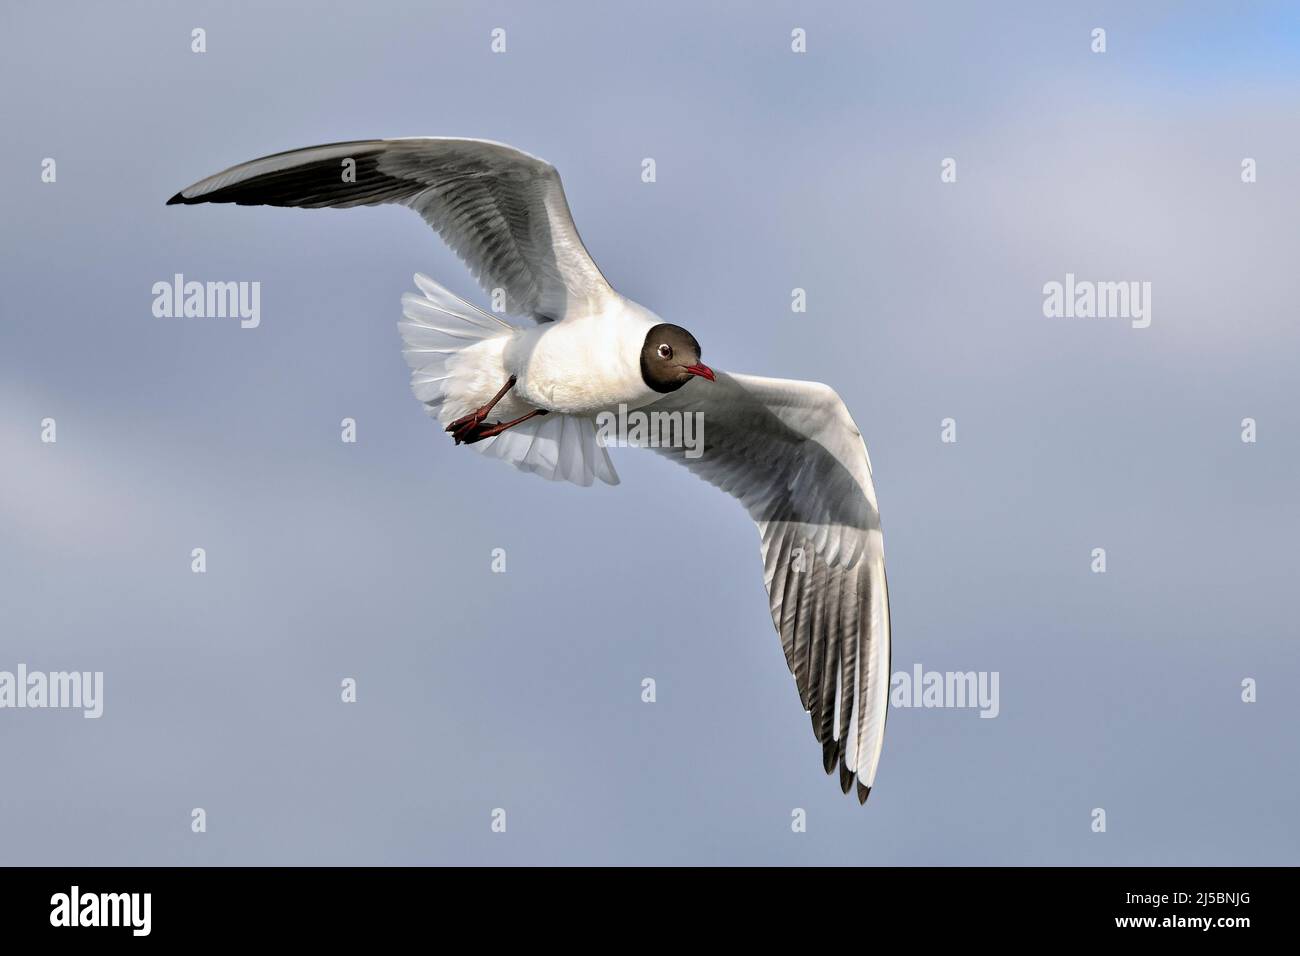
[1, 0, 1297, 864]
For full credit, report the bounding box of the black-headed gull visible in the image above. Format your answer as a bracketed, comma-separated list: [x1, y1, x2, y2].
[169, 138, 891, 802]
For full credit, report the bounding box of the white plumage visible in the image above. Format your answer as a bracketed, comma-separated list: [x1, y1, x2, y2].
[398, 273, 621, 486]
[170, 136, 892, 801]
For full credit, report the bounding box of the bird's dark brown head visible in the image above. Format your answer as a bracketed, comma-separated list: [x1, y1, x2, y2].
[640, 323, 715, 393]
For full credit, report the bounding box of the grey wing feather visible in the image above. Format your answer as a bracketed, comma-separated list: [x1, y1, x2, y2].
[641, 371, 891, 802]
[168, 137, 616, 322]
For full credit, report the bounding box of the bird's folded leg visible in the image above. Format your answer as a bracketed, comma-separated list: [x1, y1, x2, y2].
[445, 375, 549, 445]
[457, 409, 548, 445]
[446, 375, 517, 442]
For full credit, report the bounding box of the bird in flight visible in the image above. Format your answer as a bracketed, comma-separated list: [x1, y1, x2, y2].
[169, 138, 891, 802]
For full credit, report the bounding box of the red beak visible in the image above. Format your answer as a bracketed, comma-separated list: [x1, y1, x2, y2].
[685, 363, 715, 382]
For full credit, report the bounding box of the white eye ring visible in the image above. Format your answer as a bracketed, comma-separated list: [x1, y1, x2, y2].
[657, 344, 673, 360]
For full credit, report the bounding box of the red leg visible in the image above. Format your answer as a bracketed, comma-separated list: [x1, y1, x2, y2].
[458, 409, 548, 445]
[445, 375, 517, 435]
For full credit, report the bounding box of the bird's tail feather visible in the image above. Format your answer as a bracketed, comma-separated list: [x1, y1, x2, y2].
[398, 274, 619, 487]
[399, 273, 512, 403]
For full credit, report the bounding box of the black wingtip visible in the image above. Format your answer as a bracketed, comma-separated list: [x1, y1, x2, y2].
[857, 781, 871, 805]
[821, 739, 839, 775]
[838, 761, 854, 794]
[166, 191, 189, 206]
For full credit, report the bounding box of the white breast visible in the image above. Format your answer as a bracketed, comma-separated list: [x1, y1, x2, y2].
[505, 299, 661, 415]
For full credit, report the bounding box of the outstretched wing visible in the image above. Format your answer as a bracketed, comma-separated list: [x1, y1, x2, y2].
[168, 137, 617, 322]
[641, 372, 890, 802]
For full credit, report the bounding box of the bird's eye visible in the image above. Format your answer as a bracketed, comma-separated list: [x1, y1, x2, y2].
[657, 344, 673, 360]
